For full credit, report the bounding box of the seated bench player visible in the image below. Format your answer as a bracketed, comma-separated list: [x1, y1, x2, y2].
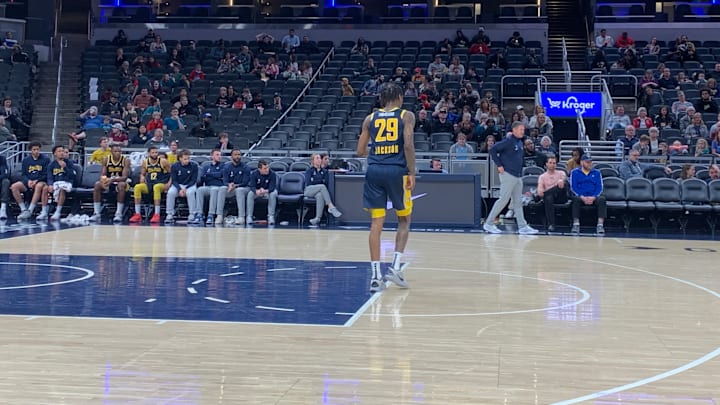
[90, 144, 131, 223]
[129, 146, 171, 223]
[11, 141, 49, 220]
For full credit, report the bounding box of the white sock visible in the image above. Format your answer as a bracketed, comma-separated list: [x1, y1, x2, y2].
[391, 252, 403, 270]
[40, 205, 49, 214]
[93, 202, 101, 215]
[28, 203, 35, 212]
[117, 203, 125, 215]
[154, 205, 160, 215]
[54, 205, 62, 215]
[0, 203, 6, 211]
[19, 202, 27, 211]
[135, 204, 141, 214]
[371, 261, 381, 280]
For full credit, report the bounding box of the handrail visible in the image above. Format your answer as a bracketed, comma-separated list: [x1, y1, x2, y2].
[249, 47, 335, 154]
[51, 35, 65, 146]
[561, 37, 572, 89]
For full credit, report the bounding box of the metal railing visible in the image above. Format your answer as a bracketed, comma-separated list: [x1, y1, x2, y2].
[561, 37, 572, 87]
[598, 78, 614, 140]
[250, 47, 335, 154]
[590, 73, 638, 112]
[559, 140, 623, 165]
[51, 36, 65, 146]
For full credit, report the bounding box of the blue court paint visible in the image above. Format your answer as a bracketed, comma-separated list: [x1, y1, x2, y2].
[0, 254, 374, 326]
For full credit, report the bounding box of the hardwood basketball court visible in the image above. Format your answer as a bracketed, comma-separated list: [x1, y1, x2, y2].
[0, 224, 718, 404]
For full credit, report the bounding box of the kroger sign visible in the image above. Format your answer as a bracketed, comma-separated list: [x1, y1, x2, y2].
[542, 92, 603, 118]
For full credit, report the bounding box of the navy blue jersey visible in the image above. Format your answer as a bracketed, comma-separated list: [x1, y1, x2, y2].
[171, 161, 198, 189]
[47, 160, 74, 185]
[199, 161, 225, 187]
[367, 108, 407, 167]
[106, 155, 126, 179]
[21, 154, 50, 183]
[145, 157, 170, 184]
[224, 161, 251, 187]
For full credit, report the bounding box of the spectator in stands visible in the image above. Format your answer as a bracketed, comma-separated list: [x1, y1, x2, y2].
[480, 118, 503, 142]
[618, 48, 638, 70]
[167, 47, 184, 68]
[639, 69, 659, 90]
[431, 107, 455, 135]
[680, 164, 696, 180]
[657, 68, 679, 90]
[234, 46, 251, 73]
[606, 105, 631, 134]
[615, 125, 638, 156]
[186, 64, 205, 83]
[150, 35, 166, 55]
[589, 49, 607, 72]
[694, 138, 710, 156]
[684, 112, 709, 142]
[280, 64, 296, 81]
[528, 105, 552, 127]
[145, 110, 163, 132]
[506, 31, 524, 49]
[264, 56, 280, 79]
[523, 138, 546, 168]
[150, 80, 166, 100]
[217, 53, 237, 74]
[350, 37, 369, 56]
[132, 88, 152, 112]
[215, 132, 234, 155]
[390, 67, 410, 84]
[523, 48, 543, 69]
[448, 56, 465, 76]
[0, 97, 27, 135]
[569, 154, 606, 235]
[479, 134, 496, 153]
[450, 133, 474, 160]
[618, 149, 644, 180]
[67, 106, 102, 151]
[669, 139, 689, 156]
[415, 109, 432, 134]
[251, 93, 267, 112]
[535, 155, 566, 232]
[88, 137, 111, 165]
[137, 29, 156, 53]
[654, 105, 675, 130]
[453, 29, 470, 48]
[144, 128, 169, 150]
[112, 48, 127, 69]
[632, 107, 654, 129]
[488, 49, 508, 70]
[468, 39, 490, 56]
[595, 29, 614, 49]
[129, 125, 148, 145]
[538, 136, 557, 157]
[403, 81, 417, 99]
[125, 111, 141, 131]
[361, 74, 383, 96]
[471, 27, 490, 45]
[0, 116, 15, 141]
[297, 36, 319, 54]
[677, 71, 693, 85]
[709, 113, 720, 140]
[531, 112, 553, 138]
[191, 112, 215, 138]
[210, 39, 226, 60]
[108, 123, 128, 146]
[644, 37, 660, 56]
[101, 93, 121, 116]
[339, 77, 355, 96]
[487, 105, 505, 128]
[641, 130, 658, 155]
[246, 159, 277, 226]
[707, 78, 719, 97]
[298, 60, 313, 82]
[465, 66, 483, 83]
[679, 106, 696, 132]
[455, 115, 475, 140]
[565, 147, 582, 171]
[356, 57, 377, 77]
[695, 88, 719, 114]
[436, 38, 453, 56]
[163, 107, 185, 132]
[280, 28, 300, 54]
[708, 164, 720, 181]
[615, 32, 635, 51]
[111, 29, 127, 47]
[427, 55, 448, 76]
[672, 91, 693, 118]
[213, 87, 231, 109]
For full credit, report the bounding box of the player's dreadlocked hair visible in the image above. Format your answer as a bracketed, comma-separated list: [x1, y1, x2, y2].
[379, 83, 403, 108]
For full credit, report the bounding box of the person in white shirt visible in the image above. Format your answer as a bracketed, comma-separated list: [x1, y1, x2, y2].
[595, 29, 614, 49]
[536, 155, 567, 232]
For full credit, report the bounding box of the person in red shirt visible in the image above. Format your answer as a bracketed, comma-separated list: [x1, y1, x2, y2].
[189, 64, 205, 81]
[146, 111, 164, 132]
[615, 32, 635, 50]
[108, 123, 128, 146]
[133, 88, 153, 110]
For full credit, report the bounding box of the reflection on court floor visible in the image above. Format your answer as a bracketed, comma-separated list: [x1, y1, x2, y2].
[0, 253, 374, 326]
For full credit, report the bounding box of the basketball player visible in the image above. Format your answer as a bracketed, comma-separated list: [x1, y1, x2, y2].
[11, 141, 49, 220]
[41, 145, 75, 221]
[356, 83, 416, 292]
[129, 146, 171, 223]
[90, 144, 130, 223]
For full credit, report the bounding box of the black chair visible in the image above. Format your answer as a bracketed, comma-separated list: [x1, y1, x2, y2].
[276, 172, 305, 224]
[643, 166, 668, 180]
[681, 178, 715, 231]
[652, 177, 683, 231]
[599, 167, 619, 178]
[625, 177, 655, 230]
[290, 161, 311, 172]
[522, 166, 544, 176]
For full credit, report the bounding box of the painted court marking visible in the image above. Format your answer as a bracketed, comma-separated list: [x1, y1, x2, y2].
[0, 262, 95, 290]
[219, 272, 244, 277]
[255, 305, 295, 312]
[266, 267, 297, 272]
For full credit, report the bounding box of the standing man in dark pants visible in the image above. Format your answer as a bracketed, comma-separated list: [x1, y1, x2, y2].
[570, 154, 606, 235]
[483, 121, 539, 234]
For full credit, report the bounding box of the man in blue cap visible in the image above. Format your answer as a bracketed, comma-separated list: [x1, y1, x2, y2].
[569, 153, 606, 235]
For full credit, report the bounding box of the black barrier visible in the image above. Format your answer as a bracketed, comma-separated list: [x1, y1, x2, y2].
[331, 173, 482, 227]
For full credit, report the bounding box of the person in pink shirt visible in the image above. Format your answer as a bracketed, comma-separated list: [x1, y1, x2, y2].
[536, 155, 567, 232]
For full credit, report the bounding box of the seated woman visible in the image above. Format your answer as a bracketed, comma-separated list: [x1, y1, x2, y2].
[303, 153, 342, 226]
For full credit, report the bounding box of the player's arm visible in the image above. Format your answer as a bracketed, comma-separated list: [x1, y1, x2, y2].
[402, 111, 416, 189]
[100, 157, 109, 178]
[356, 115, 373, 157]
[118, 157, 130, 183]
[139, 160, 148, 183]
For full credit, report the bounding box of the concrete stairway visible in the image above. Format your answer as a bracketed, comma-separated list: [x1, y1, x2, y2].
[29, 34, 88, 148]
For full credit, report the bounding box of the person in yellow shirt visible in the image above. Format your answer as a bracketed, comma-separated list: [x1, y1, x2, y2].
[165, 140, 178, 164]
[88, 137, 111, 165]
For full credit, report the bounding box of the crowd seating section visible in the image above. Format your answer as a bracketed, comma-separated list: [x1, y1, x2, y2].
[261, 39, 543, 153]
[81, 39, 331, 149]
[521, 172, 720, 233]
[0, 47, 36, 138]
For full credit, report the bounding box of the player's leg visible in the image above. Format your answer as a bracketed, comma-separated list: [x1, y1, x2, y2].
[386, 172, 412, 288]
[91, 180, 106, 221]
[187, 185, 200, 224]
[245, 190, 256, 225]
[37, 184, 50, 220]
[130, 183, 148, 222]
[364, 166, 388, 292]
[51, 186, 67, 220]
[165, 186, 178, 223]
[150, 183, 164, 222]
[267, 190, 277, 225]
[234, 187, 249, 225]
[509, 175, 537, 234]
[194, 186, 208, 224]
[11, 181, 31, 219]
[114, 184, 127, 222]
[484, 173, 513, 233]
[0, 178, 10, 219]
[215, 186, 227, 224]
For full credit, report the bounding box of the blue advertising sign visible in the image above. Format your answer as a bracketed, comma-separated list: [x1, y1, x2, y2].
[542, 92, 603, 118]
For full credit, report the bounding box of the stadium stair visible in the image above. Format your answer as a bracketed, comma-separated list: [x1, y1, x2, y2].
[546, 0, 588, 70]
